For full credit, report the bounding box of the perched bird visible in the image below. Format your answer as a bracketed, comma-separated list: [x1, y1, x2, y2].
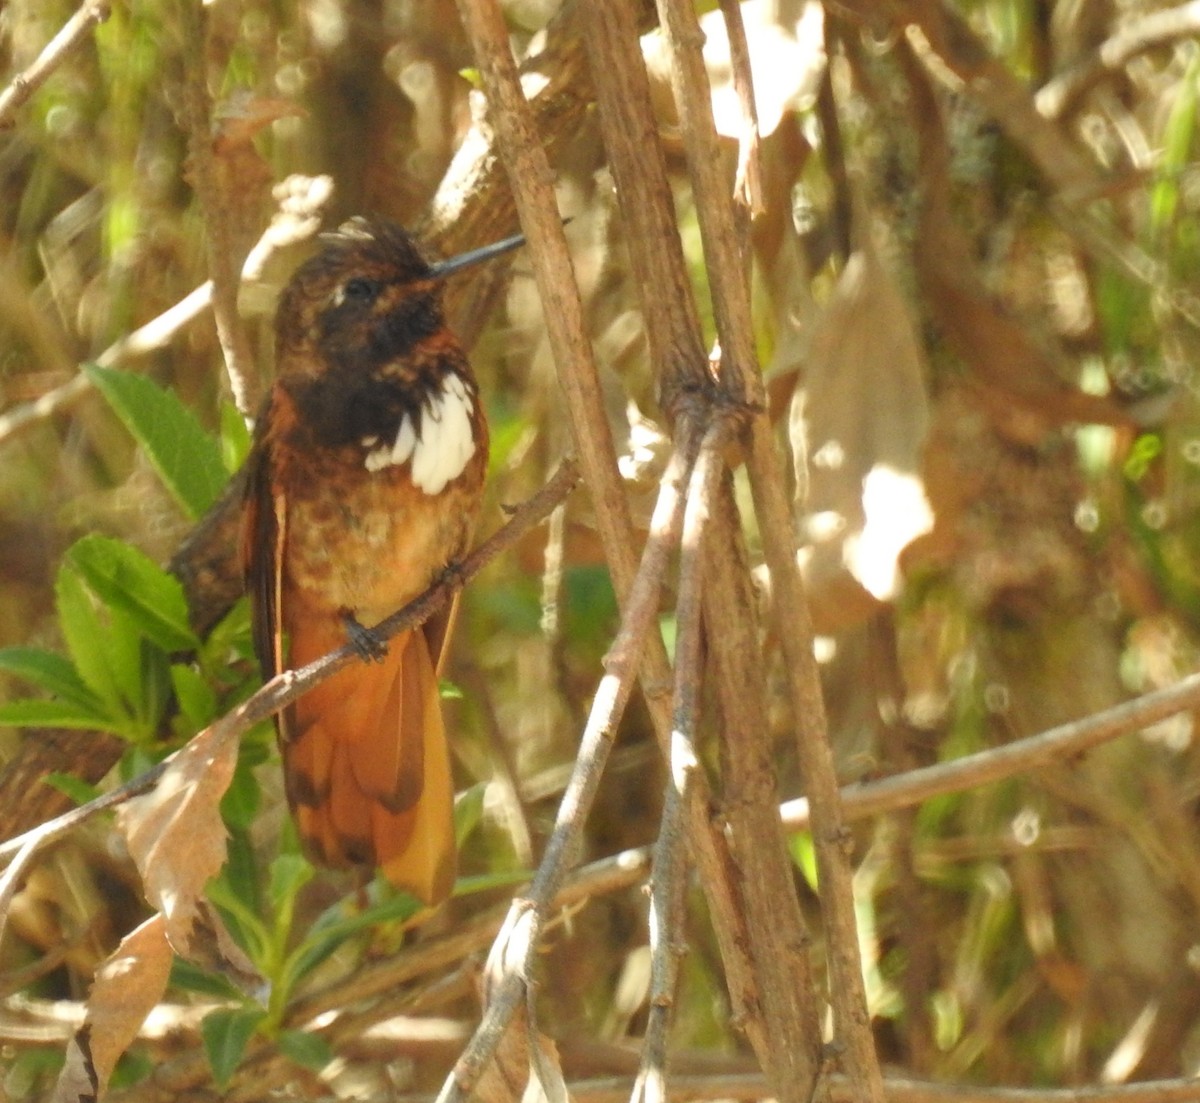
[241, 217, 521, 903]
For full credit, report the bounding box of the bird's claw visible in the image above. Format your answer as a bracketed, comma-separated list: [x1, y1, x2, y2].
[343, 614, 389, 662]
[438, 559, 467, 590]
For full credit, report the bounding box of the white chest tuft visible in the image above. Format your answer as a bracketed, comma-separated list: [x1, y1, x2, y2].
[362, 372, 477, 494]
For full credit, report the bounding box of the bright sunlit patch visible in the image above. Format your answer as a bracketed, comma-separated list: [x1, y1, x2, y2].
[845, 464, 933, 601]
[813, 635, 837, 663]
[811, 438, 845, 469]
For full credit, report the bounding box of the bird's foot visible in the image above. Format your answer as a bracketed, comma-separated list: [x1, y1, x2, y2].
[342, 613, 389, 663]
[437, 558, 467, 591]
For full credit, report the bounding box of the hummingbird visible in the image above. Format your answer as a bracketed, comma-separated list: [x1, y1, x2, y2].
[241, 217, 521, 903]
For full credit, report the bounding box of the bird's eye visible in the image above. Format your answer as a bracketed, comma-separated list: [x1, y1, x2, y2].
[340, 277, 379, 304]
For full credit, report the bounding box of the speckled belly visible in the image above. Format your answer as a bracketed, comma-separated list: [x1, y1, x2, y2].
[280, 446, 484, 626]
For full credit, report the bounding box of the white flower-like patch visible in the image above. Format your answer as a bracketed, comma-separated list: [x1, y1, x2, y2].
[363, 372, 476, 494]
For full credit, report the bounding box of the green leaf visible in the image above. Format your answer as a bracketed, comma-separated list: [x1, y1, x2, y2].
[0, 647, 102, 710]
[220, 754, 262, 831]
[110, 1049, 153, 1090]
[220, 827, 263, 920]
[1151, 54, 1199, 237]
[170, 957, 247, 1000]
[86, 363, 228, 520]
[219, 399, 253, 474]
[56, 562, 122, 715]
[454, 782, 485, 848]
[201, 1006, 267, 1090]
[787, 831, 819, 890]
[268, 853, 313, 910]
[283, 888, 424, 989]
[130, 630, 173, 734]
[66, 535, 198, 654]
[204, 876, 272, 966]
[100, 605, 155, 737]
[43, 772, 101, 805]
[0, 697, 126, 732]
[276, 1029, 333, 1072]
[171, 662, 217, 730]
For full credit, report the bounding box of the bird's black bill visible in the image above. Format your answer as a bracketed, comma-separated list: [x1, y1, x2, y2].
[429, 230, 527, 280]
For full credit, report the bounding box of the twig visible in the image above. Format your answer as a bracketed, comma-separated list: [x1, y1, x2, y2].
[173, 1, 259, 416]
[704, 473, 824, 1097]
[717, 0, 765, 215]
[1036, 1, 1200, 121]
[633, 427, 725, 1103]
[460, 1071, 1200, 1103]
[0, 0, 111, 129]
[0, 175, 330, 449]
[652, 0, 884, 1098]
[577, 2, 710, 420]
[0, 461, 579, 875]
[434, 431, 698, 1103]
[782, 669, 1200, 830]
[0, 836, 42, 949]
[575, 2, 786, 1079]
[443, 0, 711, 1095]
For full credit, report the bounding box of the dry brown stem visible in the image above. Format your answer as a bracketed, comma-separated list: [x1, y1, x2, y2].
[0, 0, 111, 128]
[783, 669, 1200, 830]
[441, 0, 709, 1097]
[717, 0, 766, 215]
[172, 1, 259, 416]
[703, 470, 824, 1097]
[651, 0, 883, 1096]
[579, 1, 710, 419]
[576, 3, 787, 1084]
[1037, 1, 1200, 121]
[633, 426, 727, 1103]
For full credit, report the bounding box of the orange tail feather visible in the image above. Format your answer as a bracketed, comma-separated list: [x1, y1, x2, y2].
[283, 621, 456, 904]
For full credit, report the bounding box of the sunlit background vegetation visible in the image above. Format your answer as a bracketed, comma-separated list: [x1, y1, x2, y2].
[1, 0, 1199, 1097]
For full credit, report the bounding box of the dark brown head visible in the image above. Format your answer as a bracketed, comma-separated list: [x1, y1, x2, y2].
[274, 217, 444, 381]
[273, 217, 524, 382]
[267, 218, 520, 456]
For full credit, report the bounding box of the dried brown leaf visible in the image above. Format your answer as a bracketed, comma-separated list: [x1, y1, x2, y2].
[116, 725, 242, 964]
[475, 1000, 570, 1103]
[52, 914, 173, 1103]
[790, 246, 932, 631]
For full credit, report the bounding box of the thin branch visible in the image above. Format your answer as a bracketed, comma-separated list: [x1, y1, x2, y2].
[442, 0, 711, 1095]
[783, 669, 1200, 831]
[652, 0, 884, 1097]
[717, 0, 766, 215]
[0, 174, 331, 449]
[173, 0, 259, 416]
[0, 836, 42, 950]
[1036, 1, 1200, 121]
[0, 0, 111, 128]
[633, 427, 725, 1103]
[409, 1071, 1200, 1103]
[434, 430, 699, 1103]
[703, 471, 824, 1097]
[575, 3, 787, 1078]
[0, 461, 580, 874]
[578, 1, 711, 419]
